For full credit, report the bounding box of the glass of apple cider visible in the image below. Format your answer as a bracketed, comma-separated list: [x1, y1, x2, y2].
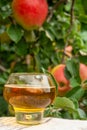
[3, 73, 56, 125]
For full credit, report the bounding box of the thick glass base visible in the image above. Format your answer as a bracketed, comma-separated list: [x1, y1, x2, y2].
[14, 108, 44, 125]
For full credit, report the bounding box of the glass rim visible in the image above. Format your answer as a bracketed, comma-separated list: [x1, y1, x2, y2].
[8, 72, 48, 75]
[4, 72, 55, 88]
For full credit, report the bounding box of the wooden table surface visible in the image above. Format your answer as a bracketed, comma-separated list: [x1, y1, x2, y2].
[0, 117, 87, 130]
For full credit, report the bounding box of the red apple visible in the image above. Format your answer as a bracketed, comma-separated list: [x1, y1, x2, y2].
[80, 63, 87, 81]
[12, 0, 48, 30]
[51, 64, 71, 96]
[51, 63, 87, 96]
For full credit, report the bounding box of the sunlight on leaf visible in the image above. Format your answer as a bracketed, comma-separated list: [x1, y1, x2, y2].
[53, 97, 76, 113]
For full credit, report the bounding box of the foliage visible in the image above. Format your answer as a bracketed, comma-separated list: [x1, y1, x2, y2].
[45, 59, 87, 119]
[1, 0, 87, 119]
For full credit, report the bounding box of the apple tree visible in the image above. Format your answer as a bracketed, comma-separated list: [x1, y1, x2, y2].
[1, 0, 87, 118]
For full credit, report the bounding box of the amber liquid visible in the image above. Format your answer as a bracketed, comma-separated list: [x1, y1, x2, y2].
[3, 85, 55, 111]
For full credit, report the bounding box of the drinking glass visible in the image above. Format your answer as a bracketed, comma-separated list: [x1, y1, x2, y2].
[3, 73, 56, 125]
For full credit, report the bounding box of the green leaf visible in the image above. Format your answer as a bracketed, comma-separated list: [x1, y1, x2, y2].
[15, 39, 28, 56]
[66, 87, 84, 100]
[53, 97, 76, 113]
[66, 59, 79, 77]
[82, 0, 87, 13]
[45, 30, 55, 41]
[0, 96, 8, 116]
[77, 108, 86, 119]
[65, 58, 81, 84]
[81, 80, 87, 90]
[0, 2, 12, 19]
[7, 24, 24, 43]
[0, 77, 6, 84]
[70, 77, 80, 88]
[79, 14, 87, 24]
[24, 30, 36, 42]
[34, 54, 41, 72]
[75, 0, 85, 14]
[80, 31, 87, 41]
[71, 99, 79, 109]
[0, 0, 9, 6]
[44, 107, 61, 118]
[83, 98, 87, 106]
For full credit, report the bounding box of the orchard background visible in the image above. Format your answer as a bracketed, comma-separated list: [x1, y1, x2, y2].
[1, 0, 87, 119]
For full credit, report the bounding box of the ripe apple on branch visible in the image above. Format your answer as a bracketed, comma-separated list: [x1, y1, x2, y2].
[12, 0, 48, 30]
[51, 63, 87, 96]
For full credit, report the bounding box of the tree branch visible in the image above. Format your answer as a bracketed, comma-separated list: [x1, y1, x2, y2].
[70, 0, 75, 26]
[0, 65, 7, 72]
[61, 0, 75, 63]
[47, 0, 68, 22]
